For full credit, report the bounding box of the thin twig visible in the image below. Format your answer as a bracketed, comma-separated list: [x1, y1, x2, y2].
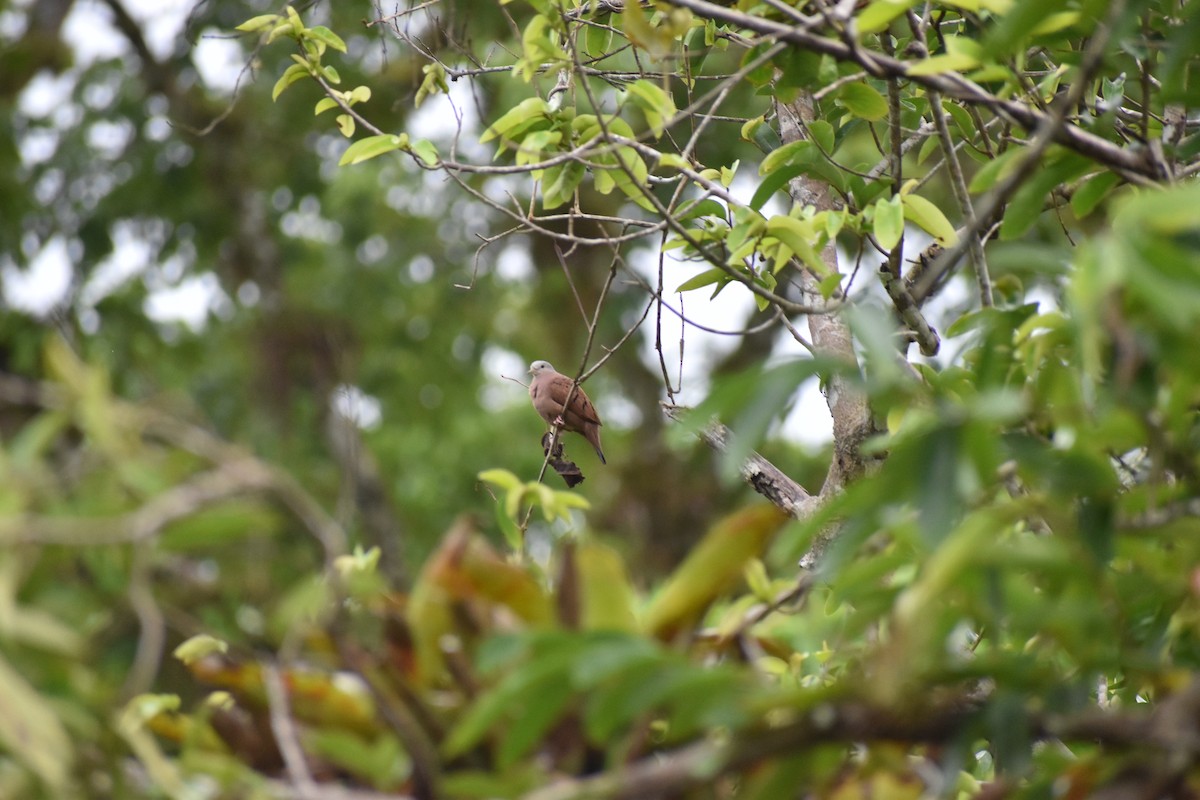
[262, 664, 320, 800]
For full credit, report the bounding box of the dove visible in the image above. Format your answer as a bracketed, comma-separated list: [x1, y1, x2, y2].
[528, 360, 606, 464]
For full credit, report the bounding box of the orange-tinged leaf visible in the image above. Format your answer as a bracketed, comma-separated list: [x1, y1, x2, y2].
[406, 520, 470, 684]
[187, 656, 379, 736]
[424, 528, 553, 626]
[406, 518, 553, 683]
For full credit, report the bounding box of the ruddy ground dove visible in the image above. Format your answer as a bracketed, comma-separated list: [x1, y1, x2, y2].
[528, 360, 606, 464]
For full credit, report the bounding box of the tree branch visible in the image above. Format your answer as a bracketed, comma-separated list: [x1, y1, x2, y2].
[663, 404, 820, 520]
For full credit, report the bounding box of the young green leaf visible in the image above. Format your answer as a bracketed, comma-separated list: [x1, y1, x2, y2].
[626, 79, 677, 138]
[338, 133, 409, 166]
[272, 63, 311, 101]
[305, 25, 347, 53]
[902, 192, 959, 245]
[873, 194, 905, 251]
[235, 14, 280, 33]
[480, 97, 551, 145]
[765, 215, 827, 274]
[676, 268, 728, 293]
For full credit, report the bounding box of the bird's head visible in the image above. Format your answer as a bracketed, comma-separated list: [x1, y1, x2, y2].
[529, 360, 554, 376]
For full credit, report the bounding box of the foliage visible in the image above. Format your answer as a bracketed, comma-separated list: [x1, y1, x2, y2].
[2, 0, 1200, 798]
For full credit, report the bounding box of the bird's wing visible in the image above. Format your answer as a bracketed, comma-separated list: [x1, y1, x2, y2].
[548, 373, 602, 426]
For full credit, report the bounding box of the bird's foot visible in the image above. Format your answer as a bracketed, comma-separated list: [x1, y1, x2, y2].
[553, 415, 565, 427]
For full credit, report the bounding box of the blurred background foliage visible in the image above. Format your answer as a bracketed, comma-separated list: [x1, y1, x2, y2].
[1, 0, 1200, 798]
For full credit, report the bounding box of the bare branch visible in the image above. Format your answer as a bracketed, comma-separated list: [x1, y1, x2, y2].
[663, 404, 819, 520]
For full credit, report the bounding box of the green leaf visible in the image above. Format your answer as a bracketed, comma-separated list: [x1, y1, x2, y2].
[515, 129, 561, 169]
[1032, 10, 1081, 36]
[760, 140, 812, 176]
[807, 119, 835, 153]
[0, 653, 75, 792]
[765, 215, 827, 274]
[1000, 151, 1090, 239]
[338, 133, 408, 166]
[569, 634, 659, 687]
[836, 82, 889, 121]
[492, 496, 524, 550]
[314, 96, 339, 115]
[479, 468, 523, 493]
[443, 648, 573, 758]
[307, 730, 408, 790]
[577, 545, 640, 633]
[607, 148, 655, 211]
[676, 268, 728, 293]
[968, 147, 1023, 193]
[266, 20, 296, 44]
[335, 114, 354, 137]
[857, 0, 918, 34]
[1070, 172, 1121, 218]
[120, 693, 181, 729]
[818, 272, 843, 299]
[624, 2, 672, 59]
[741, 115, 765, 142]
[944, 101, 975, 140]
[626, 79, 677, 138]
[172, 634, 229, 665]
[410, 138, 440, 167]
[593, 167, 615, 194]
[236, 14, 280, 33]
[678, 198, 726, 222]
[480, 97, 551, 145]
[907, 52, 979, 76]
[305, 25, 347, 53]
[752, 140, 847, 209]
[272, 63, 311, 101]
[902, 192, 959, 244]
[908, 35, 985, 77]
[496, 675, 573, 767]
[982, 0, 1070, 60]
[416, 63, 448, 108]
[657, 153, 690, 171]
[873, 194, 904, 250]
[917, 134, 940, 164]
[752, 120, 783, 153]
[585, 20, 614, 57]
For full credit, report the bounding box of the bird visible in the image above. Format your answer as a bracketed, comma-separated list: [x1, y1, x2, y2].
[528, 360, 606, 464]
